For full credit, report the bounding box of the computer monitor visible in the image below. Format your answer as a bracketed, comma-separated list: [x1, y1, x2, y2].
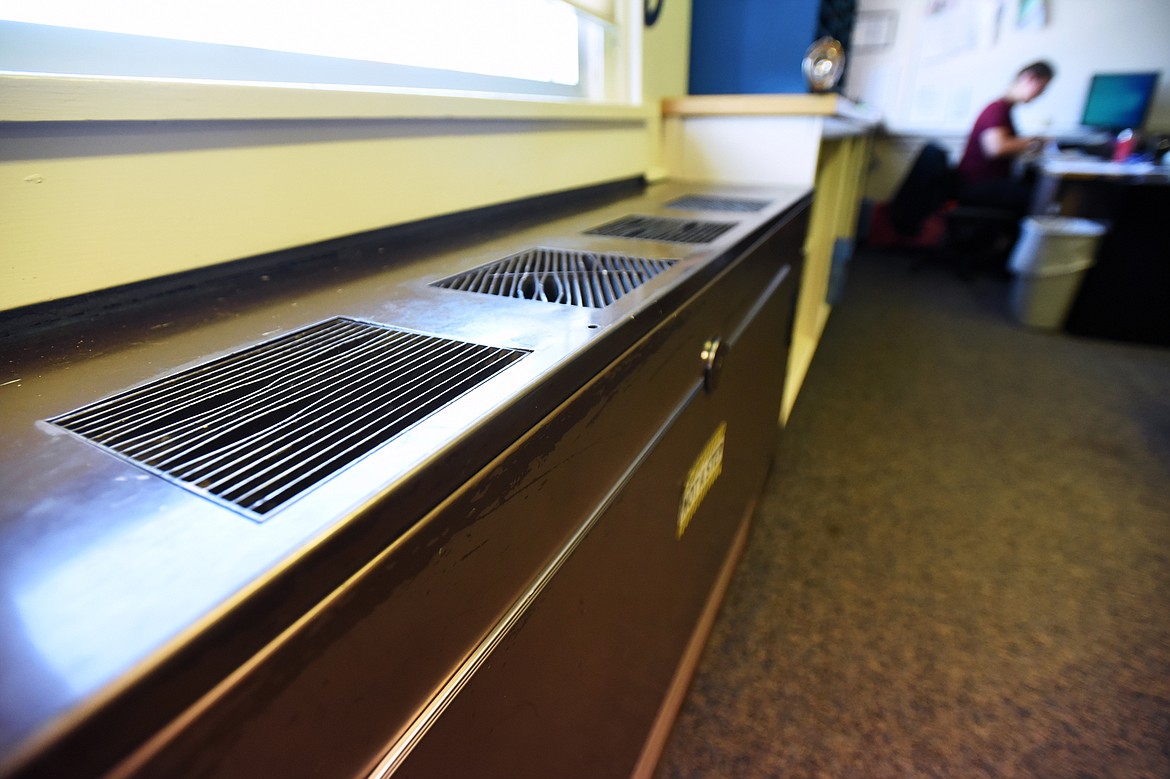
[1080, 71, 1160, 132]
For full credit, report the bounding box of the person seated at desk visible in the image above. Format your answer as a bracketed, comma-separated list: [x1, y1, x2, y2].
[956, 61, 1056, 216]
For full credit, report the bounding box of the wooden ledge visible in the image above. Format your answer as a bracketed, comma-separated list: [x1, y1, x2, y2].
[661, 93, 878, 125]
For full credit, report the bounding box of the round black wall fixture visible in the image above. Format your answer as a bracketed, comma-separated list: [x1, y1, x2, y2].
[645, 0, 665, 27]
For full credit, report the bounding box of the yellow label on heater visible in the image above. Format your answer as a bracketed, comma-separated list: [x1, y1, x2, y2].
[678, 422, 726, 538]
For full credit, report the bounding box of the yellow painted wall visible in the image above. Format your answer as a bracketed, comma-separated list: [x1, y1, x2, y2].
[0, 2, 693, 313]
[1, 117, 648, 310]
[642, 0, 691, 101]
[642, 0, 693, 179]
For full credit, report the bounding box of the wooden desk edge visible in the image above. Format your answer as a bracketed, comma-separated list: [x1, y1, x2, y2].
[661, 93, 879, 125]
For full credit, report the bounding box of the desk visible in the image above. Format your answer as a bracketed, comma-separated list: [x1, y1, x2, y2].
[1031, 157, 1170, 216]
[1032, 158, 1170, 346]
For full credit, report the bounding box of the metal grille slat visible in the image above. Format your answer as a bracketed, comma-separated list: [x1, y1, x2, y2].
[583, 214, 735, 244]
[224, 348, 519, 513]
[122, 329, 422, 463]
[227, 348, 515, 513]
[118, 332, 418, 468]
[49, 318, 529, 518]
[567, 253, 590, 307]
[189, 339, 494, 495]
[159, 332, 442, 479]
[64, 321, 378, 446]
[59, 320, 365, 441]
[431, 247, 677, 309]
[665, 195, 770, 213]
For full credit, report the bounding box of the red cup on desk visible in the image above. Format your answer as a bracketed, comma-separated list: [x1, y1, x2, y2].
[1113, 129, 1137, 161]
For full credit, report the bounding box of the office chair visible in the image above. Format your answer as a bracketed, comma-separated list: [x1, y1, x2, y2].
[888, 142, 1019, 276]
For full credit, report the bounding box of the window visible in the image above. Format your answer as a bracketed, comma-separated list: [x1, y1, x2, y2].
[0, 0, 622, 100]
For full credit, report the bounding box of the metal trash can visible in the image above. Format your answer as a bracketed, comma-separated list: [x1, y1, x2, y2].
[1007, 216, 1107, 330]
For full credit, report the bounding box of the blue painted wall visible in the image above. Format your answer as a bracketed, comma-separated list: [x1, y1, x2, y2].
[689, 0, 819, 95]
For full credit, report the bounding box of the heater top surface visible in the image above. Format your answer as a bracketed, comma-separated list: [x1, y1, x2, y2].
[0, 180, 809, 768]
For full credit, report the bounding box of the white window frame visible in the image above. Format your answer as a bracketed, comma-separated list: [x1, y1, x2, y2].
[0, 0, 641, 123]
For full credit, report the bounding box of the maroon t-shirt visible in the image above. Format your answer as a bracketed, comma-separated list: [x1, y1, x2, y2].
[958, 98, 1016, 183]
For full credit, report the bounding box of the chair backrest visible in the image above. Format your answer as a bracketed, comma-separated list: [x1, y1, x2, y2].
[888, 142, 957, 238]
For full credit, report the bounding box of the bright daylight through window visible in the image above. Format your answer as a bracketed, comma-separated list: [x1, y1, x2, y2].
[0, 0, 615, 99]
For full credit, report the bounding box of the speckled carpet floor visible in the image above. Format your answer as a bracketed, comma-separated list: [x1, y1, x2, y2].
[654, 250, 1170, 778]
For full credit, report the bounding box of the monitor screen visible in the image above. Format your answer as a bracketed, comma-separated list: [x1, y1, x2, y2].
[1080, 72, 1160, 131]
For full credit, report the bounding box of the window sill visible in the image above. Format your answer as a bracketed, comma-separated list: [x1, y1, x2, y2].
[0, 72, 651, 123]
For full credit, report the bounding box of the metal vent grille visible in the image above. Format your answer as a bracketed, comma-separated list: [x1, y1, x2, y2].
[666, 195, 770, 213]
[432, 248, 678, 308]
[584, 215, 734, 244]
[50, 318, 529, 518]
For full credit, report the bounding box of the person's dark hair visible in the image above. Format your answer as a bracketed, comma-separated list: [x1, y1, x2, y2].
[1019, 61, 1055, 81]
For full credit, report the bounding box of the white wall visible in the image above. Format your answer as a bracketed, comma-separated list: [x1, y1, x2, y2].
[847, 0, 1170, 136]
